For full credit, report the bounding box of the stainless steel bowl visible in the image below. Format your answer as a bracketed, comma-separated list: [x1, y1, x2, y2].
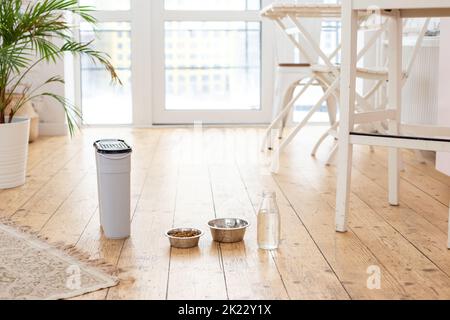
[208, 218, 250, 243]
[165, 228, 203, 249]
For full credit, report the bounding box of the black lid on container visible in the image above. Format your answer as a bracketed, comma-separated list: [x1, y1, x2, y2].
[94, 139, 132, 154]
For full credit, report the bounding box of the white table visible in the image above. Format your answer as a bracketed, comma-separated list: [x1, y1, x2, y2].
[337, 0, 450, 247]
[437, 19, 450, 176]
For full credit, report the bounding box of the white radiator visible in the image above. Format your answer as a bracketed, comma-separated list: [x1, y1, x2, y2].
[437, 19, 450, 176]
[402, 37, 440, 125]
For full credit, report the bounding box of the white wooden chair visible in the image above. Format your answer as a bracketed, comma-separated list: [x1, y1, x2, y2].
[261, 3, 342, 155]
[264, 4, 338, 151]
[336, 0, 450, 248]
[261, 3, 389, 167]
[312, 17, 431, 164]
[269, 65, 318, 150]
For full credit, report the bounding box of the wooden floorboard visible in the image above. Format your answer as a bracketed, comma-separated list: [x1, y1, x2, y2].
[353, 148, 449, 235]
[274, 170, 408, 299]
[358, 147, 450, 207]
[106, 129, 178, 300]
[209, 164, 291, 300]
[236, 165, 350, 300]
[280, 129, 450, 299]
[398, 150, 450, 188]
[2, 126, 449, 300]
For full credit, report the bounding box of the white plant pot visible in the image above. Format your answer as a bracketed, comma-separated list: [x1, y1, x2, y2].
[0, 117, 30, 189]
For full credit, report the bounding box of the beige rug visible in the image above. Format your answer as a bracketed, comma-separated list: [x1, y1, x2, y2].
[0, 223, 118, 300]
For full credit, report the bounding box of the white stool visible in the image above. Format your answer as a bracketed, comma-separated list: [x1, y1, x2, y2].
[267, 63, 338, 151]
[261, 3, 388, 169]
[261, 3, 342, 153]
[269, 63, 314, 150]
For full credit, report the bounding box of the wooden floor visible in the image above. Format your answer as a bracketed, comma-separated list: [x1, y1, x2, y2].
[1, 126, 450, 300]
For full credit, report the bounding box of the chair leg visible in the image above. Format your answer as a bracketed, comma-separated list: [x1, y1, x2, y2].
[277, 77, 340, 154]
[266, 130, 274, 151]
[318, 79, 339, 126]
[387, 13, 402, 207]
[309, 84, 339, 159]
[279, 111, 290, 141]
[326, 142, 339, 166]
[278, 85, 297, 140]
[336, 141, 354, 232]
[388, 139, 400, 206]
[261, 78, 314, 152]
[326, 92, 338, 126]
[312, 122, 339, 157]
[399, 151, 406, 172]
[311, 130, 330, 157]
[270, 145, 281, 174]
[336, 5, 358, 233]
[261, 99, 292, 152]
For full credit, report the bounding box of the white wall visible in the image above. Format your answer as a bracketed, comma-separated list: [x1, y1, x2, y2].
[436, 19, 450, 176]
[31, 59, 69, 136]
[20, 0, 69, 136]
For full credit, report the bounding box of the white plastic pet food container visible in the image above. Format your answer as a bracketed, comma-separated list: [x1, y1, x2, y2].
[94, 139, 132, 239]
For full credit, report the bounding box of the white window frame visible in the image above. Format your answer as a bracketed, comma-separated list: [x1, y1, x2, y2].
[150, 0, 275, 125]
[75, 0, 274, 126]
[75, 0, 152, 127]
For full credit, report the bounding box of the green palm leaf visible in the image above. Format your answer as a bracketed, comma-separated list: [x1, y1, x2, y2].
[0, 0, 120, 134]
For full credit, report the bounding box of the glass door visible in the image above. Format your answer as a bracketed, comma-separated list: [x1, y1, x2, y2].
[77, 0, 151, 126]
[77, 0, 132, 125]
[151, 0, 274, 124]
[76, 0, 272, 125]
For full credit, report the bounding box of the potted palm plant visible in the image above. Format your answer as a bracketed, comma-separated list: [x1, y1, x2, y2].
[0, 0, 119, 189]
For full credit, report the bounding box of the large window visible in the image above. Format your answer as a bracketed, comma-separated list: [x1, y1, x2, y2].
[76, 0, 271, 126]
[151, 0, 273, 124]
[80, 0, 130, 11]
[78, 0, 133, 125]
[165, 0, 261, 11]
[80, 22, 132, 125]
[165, 21, 261, 111]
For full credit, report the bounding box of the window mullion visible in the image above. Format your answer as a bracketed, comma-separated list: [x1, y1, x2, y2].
[163, 10, 261, 22]
[91, 11, 132, 22]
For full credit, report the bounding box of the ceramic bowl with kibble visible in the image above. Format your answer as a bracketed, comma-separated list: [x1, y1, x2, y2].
[165, 228, 204, 249]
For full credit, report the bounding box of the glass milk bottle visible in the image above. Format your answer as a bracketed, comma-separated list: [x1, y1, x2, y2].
[257, 191, 281, 250]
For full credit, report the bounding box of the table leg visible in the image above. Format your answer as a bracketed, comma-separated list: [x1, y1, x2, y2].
[335, 5, 358, 233]
[387, 11, 403, 206]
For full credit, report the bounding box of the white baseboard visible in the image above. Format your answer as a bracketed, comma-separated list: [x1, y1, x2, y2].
[39, 122, 68, 136]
